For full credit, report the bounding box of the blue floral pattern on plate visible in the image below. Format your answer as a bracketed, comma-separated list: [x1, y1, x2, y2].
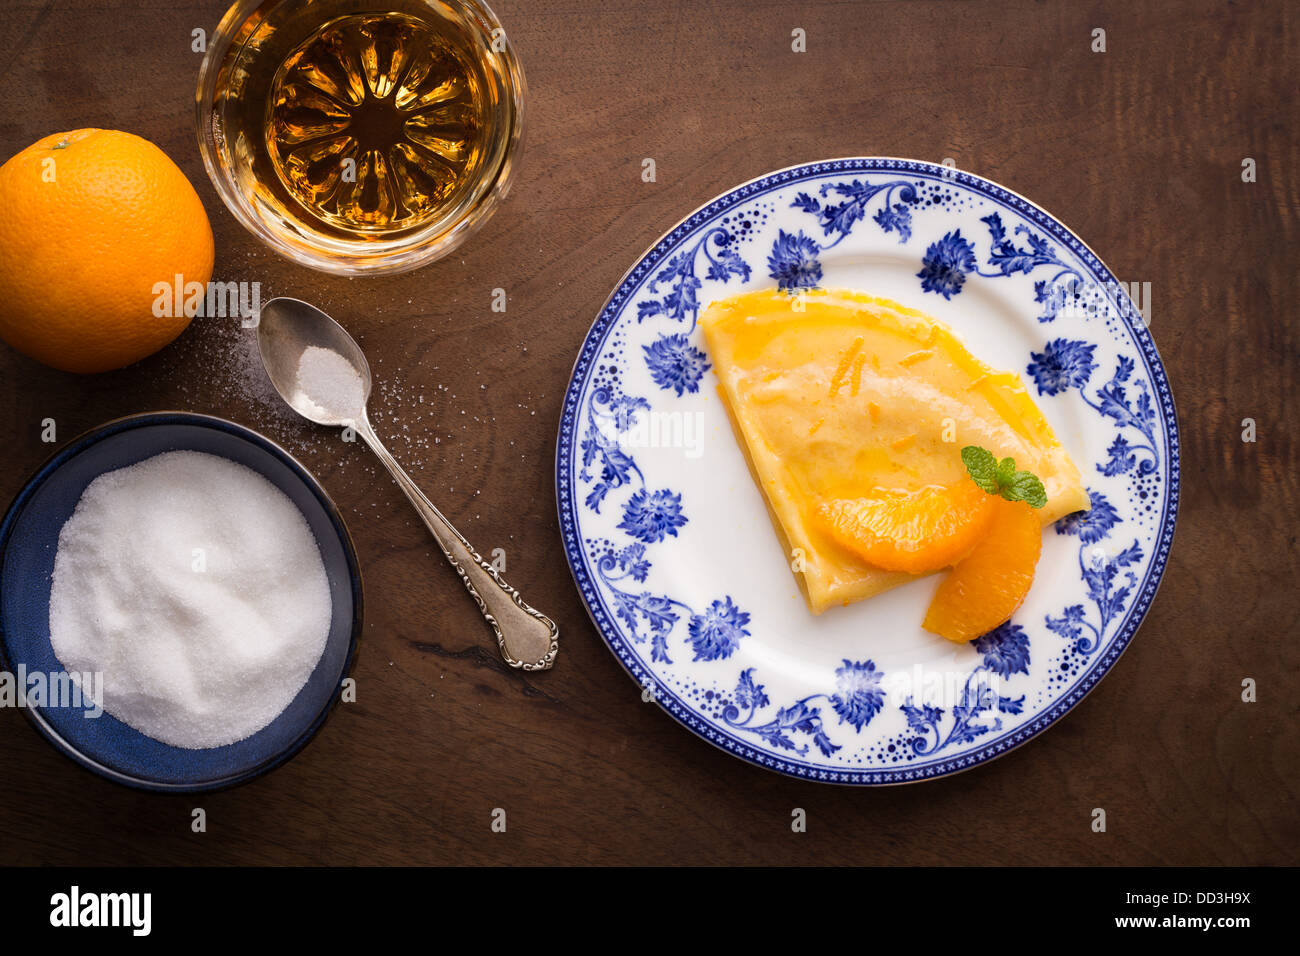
[557, 159, 1179, 784]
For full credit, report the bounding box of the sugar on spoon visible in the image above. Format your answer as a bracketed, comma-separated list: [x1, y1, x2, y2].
[256, 297, 558, 670]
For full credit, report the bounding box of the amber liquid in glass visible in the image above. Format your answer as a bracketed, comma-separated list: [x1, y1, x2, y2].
[219, 2, 502, 241]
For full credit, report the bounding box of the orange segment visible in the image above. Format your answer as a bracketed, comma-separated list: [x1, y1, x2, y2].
[923, 497, 1042, 643]
[815, 482, 996, 573]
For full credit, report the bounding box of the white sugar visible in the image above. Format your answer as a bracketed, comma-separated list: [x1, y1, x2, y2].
[295, 346, 365, 420]
[48, 451, 332, 750]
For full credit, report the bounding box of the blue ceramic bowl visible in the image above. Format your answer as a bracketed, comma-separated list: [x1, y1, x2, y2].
[0, 412, 362, 792]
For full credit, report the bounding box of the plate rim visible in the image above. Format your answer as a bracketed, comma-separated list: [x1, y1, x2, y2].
[556, 157, 1180, 785]
[0, 410, 364, 793]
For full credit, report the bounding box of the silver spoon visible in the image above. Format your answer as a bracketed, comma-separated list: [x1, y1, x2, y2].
[255, 297, 558, 670]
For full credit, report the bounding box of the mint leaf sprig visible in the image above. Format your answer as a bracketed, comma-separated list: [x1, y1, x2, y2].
[961, 445, 1048, 508]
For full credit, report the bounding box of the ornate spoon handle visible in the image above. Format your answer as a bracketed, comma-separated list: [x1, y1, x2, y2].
[356, 417, 558, 670]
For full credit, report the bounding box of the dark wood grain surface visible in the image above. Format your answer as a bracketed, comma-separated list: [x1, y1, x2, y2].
[0, 0, 1295, 866]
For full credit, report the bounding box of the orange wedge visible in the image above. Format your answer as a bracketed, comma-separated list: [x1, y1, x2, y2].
[816, 482, 996, 573]
[923, 497, 1042, 642]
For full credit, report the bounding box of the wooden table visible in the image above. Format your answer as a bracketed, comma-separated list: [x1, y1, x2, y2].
[0, 0, 1294, 866]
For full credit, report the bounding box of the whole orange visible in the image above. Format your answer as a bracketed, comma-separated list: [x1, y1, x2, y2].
[0, 129, 214, 373]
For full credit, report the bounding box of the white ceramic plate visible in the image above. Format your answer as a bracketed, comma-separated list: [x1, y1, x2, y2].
[557, 159, 1178, 784]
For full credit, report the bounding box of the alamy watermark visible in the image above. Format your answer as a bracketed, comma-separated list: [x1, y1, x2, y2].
[0, 665, 103, 717]
[880, 664, 1008, 710]
[50, 886, 150, 936]
[152, 276, 261, 327]
[597, 406, 705, 459]
[1045, 276, 1152, 327]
